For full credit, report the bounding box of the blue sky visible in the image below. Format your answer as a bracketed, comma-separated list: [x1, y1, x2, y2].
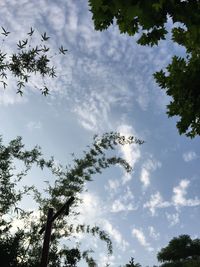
[0, 1, 200, 266]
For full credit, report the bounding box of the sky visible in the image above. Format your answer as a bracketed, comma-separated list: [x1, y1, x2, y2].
[0, 1, 200, 266]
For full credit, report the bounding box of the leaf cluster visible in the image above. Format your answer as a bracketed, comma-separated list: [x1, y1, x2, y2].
[124, 257, 142, 267]
[0, 27, 67, 95]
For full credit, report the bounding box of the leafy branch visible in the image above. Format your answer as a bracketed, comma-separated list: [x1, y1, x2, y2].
[0, 132, 144, 266]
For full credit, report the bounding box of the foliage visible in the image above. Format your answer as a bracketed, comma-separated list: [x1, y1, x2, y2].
[89, 0, 200, 137]
[124, 257, 142, 267]
[0, 27, 67, 95]
[0, 132, 144, 266]
[154, 53, 200, 138]
[157, 235, 200, 267]
[158, 260, 200, 267]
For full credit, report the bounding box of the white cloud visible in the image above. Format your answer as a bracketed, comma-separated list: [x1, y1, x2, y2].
[103, 220, 129, 251]
[140, 157, 161, 188]
[72, 68, 131, 132]
[143, 192, 170, 216]
[121, 172, 132, 184]
[140, 168, 150, 188]
[123, 186, 134, 201]
[27, 121, 42, 131]
[111, 199, 136, 213]
[111, 199, 126, 212]
[106, 179, 120, 193]
[165, 212, 180, 227]
[148, 226, 160, 240]
[110, 186, 137, 213]
[132, 228, 153, 252]
[118, 125, 141, 168]
[134, 75, 150, 111]
[2, 210, 40, 234]
[48, 4, 66, 32]
[172, 179, 200, 208]
[183, 151, 197, 162]
[98, 253, 116, 267]
[144, 179, 200, 215]
[0, 84, 26, 106]
[75, 192, 103, 224]
[172, 179, 189, 207]
[72, 87, 116, 132]
[73, 102, 101, 132]
[117, 124, 141, 185]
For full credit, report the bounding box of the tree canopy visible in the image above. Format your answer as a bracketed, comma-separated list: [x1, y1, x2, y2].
[157, 235, 200, 267]
[0, 133, 143, 267]
[89, 0, 200, 138]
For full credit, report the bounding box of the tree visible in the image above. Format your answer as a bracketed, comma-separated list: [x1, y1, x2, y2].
[0, 27, 67, 95]
[157, 235, 200, 267]
[88, 0, 200, 137]
[0, 132, 144, 266]
[124, 257, 142, 267]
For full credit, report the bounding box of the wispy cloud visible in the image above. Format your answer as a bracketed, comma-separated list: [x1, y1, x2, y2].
[148, 226, 160, 240]
[75, 192, 104, 224]
[144, 179, 200, 215]
[117, 124, 141, 168]
[72, 90, 112, 132]
[111, 199, 134, 213]
[140, 156, 161, 188]
[71, 61, 132, 132]
[165, 212, 180, 227]
[117, 124, 141, 184]
[0, 0, 172, 116]
[111, 186, 138, 213]
[0, 83, 26, 106]
[172, 179, 200, 208]
[105, 179, 121, 194]
[132, 228, 154, 252]
[105, 123, 142, 197]
[183, 151, 197, 162]
[103, 220, 129, 251]
[26, 121, 42, 131]
[143, 192, 170, 216]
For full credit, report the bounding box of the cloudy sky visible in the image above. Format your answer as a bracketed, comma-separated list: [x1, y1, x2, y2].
[0, 1, 200, 266]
